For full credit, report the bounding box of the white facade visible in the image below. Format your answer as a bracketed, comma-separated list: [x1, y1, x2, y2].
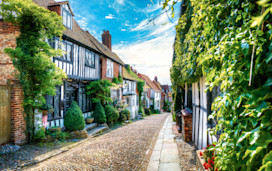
[151, 89, 161, 110]
[123, 80, 138, 119]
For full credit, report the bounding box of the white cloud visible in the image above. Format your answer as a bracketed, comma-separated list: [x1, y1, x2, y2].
[105, 14, 115, 19]
[121, 29, 126, 31]
[116, 0, 125, 5]
[125, 20, 131, 27]
[130, 19, 149, 31]
[113, 31, 175, 85]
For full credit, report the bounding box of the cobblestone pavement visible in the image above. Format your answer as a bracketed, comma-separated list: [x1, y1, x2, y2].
[0, 140, 77, 170]
[27, 113, 169, 171]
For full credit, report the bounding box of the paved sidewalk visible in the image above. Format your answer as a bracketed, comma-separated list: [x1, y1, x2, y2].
[147, 116, 181, 171]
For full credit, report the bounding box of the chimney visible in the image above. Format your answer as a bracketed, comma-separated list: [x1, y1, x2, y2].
[102, 30, 112, 51]
[154, 76, 158, 82]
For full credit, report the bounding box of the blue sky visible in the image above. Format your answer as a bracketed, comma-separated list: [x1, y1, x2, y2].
[57, 0, 180, 85]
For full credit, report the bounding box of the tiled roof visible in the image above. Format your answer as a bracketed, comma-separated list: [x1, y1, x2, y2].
[138, 74, 161, 92]
[123, 67, 138, 81]
[32, 0, 125, 65]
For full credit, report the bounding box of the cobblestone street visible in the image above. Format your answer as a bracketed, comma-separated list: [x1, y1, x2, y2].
[26, 114, 169, 171]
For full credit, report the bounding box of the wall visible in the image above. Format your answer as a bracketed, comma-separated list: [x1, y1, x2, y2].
[0, 21, 27, 145]
[100, 56, 122, 81]
[0, 21, 19, 85]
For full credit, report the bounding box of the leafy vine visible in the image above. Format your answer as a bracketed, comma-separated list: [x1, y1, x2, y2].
[1, 0, 66, 142]
[168, 0, 272, 170]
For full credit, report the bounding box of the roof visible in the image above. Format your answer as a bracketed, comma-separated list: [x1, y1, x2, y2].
[85, 31, 125, 65]
[123, 67, 138, 81]
[161, 85, 169, 91]
[32, 0, 125, 65]
[138, 74, 161, 92]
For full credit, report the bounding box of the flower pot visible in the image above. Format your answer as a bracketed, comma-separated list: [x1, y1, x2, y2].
[85, 118, 94, 124]
[196, 150, 210, 171]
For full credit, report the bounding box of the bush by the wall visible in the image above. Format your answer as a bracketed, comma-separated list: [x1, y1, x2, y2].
[121, 109, 130, 120]
[145, 108, 151, 115]
[119, 114, 127, 122]
[93, 102, 107, 124]
[33, 127, 46, 141]
[105, 105, 120, 124]
[64, 101, 85, 131]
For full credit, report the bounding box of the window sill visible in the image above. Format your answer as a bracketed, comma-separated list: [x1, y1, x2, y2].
[85, 64, 95, 68]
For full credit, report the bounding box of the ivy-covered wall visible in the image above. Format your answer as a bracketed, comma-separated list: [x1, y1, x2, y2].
[170, 0, 272, 170]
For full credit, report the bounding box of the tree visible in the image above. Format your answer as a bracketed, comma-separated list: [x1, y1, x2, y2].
[1, 0, 66, 142]
[86, 79, 112, 105]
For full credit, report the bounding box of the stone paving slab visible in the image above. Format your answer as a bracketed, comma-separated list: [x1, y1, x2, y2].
[147, 115, 181, 171]
[159, 163, 181, 171]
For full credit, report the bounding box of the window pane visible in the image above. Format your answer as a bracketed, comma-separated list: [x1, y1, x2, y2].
[67, 15, 71, 28]
[67, 44, 72, 61]
[63, 10, 67, 26]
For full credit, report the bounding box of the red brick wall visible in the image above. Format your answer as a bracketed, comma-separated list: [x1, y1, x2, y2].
[0, 21, 27, 145]
[182, 113, 192, 142]
[10, 80, 27, 145]
[0, 21, 19, 85]
[48, 5, 61, 15]
[100, 55, 122, 81]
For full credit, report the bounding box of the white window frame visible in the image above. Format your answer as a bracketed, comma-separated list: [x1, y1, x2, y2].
[106, 59, 114, 78]
[61, 5, 73, 29]
[85, 50, 95, 68]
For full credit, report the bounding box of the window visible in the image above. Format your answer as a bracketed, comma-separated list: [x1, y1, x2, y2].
[61, 5, 72, 29]
[80, 87, 92, 112]
[106, 60, 114, 78]
[85, 50, 95, 68]
[55, 39, 73, 61]
[119, 65, 122, 75]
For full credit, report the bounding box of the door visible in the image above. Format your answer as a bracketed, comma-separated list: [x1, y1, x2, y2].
[0, 83, 11, 145]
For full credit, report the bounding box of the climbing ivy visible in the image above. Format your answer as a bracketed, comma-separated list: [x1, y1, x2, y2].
[1, 0, 66, 142]
[167, 0, 272, 170]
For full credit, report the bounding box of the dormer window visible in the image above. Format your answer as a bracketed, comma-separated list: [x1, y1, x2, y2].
[61, 4, 72, 29]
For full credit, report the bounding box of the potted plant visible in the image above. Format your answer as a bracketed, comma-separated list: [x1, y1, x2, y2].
[85, 116, 94, 124]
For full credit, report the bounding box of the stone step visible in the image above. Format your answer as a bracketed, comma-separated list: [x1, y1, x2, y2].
[84, 123, 98, 131]
[87, 126, 108, 136]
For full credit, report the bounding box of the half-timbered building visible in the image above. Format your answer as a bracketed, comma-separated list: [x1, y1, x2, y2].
[182, 77, 220, 149]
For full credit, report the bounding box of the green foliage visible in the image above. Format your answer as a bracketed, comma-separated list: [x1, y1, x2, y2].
[145, 108, 151, 115]
[93, 102, 107, 124]
[46, 129, 71, 141]
[118, 74, 123, 83]
[152, 109, 161, 114]
[119, 113, 127, 122]
[120, 109, 130, 120]
[168, 0, 272, 170]
[64, 101, 85, 131]
[33, 127, 46, 141]
[163, 100, 171, 112]
[1, 0, 66, 142]
[172, 112, 176, 122]
[105, 105, 119, 125]
[86, 79, 112, 104]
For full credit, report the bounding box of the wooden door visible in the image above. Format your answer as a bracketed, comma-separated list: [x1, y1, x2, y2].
[0, 83, 11, 145]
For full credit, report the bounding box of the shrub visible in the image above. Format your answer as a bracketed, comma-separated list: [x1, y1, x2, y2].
[105, 105, 119, 124]
[64, 101, 85, 131]
[34, 127, 46, 140]
[119, 114, 127, 122]
[93, 102, 107, 124]
[121, 109, 130, 120]
[111, 107, 120, 123]
[112, 77, 119, 84]
[145, 108, 151, 115]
